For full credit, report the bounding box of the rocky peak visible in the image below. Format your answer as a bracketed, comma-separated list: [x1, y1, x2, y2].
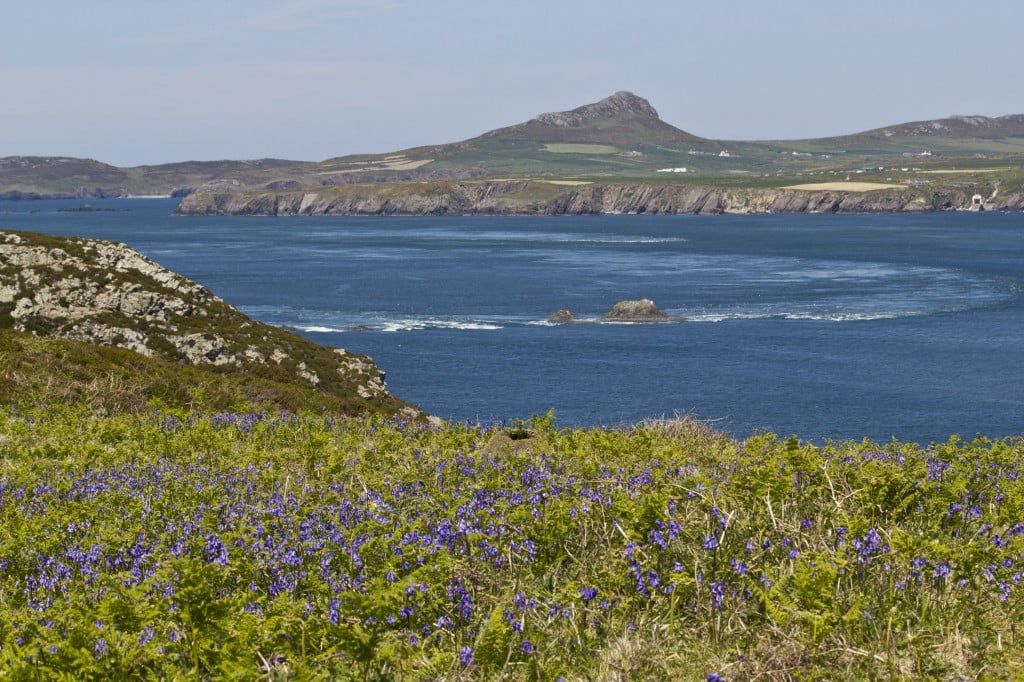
[531, 91, 660, 128]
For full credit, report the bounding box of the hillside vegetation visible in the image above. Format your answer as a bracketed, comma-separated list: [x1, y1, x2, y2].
[0, 329, 395, 416]
[0, 407, 1019, 679]
[0, 229, 415, 418]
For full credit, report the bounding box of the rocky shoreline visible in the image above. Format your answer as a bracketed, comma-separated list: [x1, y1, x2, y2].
[175, 180, 1024, 216]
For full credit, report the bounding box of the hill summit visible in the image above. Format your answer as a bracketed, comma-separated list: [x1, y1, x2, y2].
[471, 90, 710, 148]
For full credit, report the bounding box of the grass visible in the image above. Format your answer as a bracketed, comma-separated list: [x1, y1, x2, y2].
[541, 144, 620, 155]
[0, 406, 1020, 679]
[0, 328, 404, 417]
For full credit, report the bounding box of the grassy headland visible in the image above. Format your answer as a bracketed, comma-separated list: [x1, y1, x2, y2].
[0, 328, 392, 415]
[0, 229, 416, 418]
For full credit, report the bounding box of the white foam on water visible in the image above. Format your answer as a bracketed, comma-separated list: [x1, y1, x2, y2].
[299, 325, 348, 333]
[781, 311, 925, 322]
[683, 312, 776, 322]
[553, 237, 690, 244]
[378, 318, 503, 332]
[681, 309, 930, 322]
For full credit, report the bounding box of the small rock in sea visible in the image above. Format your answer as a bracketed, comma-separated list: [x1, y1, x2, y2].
[546, 309, 582, 324]
[600, 299, 683, 322]
[353, 325, 371, 332]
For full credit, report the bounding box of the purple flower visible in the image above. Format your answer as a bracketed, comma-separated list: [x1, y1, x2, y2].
[709, 581, 728, 609]
[702, 535, 719, 550]
[459, 646, 473, 666]
[521, 640, 537, 654]
[707, 675, 723, 682]
[202, 533, 229, 566]
[580, 586, 599, 601]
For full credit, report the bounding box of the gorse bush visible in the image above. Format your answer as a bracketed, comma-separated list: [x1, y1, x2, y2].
[0, 406, 1020, 679]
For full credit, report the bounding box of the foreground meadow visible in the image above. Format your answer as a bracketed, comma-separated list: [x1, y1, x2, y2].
[0, 407, 1020, 680]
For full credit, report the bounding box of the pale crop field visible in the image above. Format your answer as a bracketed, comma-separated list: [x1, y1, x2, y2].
[783, 182, 905, 192]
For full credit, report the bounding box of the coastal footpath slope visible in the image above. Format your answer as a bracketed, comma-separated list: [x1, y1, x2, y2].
[176, 181, 1024, 216]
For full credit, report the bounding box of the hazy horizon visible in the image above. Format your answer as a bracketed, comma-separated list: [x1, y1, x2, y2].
[4, 0, 1023, 166]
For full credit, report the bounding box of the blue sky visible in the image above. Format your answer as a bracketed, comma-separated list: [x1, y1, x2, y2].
[3, 0, 1023, 165]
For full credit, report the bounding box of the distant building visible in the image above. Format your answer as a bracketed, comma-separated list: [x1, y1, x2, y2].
[656, 167, 688, 173]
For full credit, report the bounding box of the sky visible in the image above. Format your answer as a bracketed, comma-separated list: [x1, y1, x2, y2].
[3, 0, 1023, 166]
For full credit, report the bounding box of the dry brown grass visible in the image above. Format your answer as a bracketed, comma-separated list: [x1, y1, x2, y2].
[638, 412, 729, 443]
[315, 157, 433, 174]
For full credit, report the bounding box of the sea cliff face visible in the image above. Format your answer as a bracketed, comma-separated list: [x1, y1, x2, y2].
[176, 181, 1024, 216]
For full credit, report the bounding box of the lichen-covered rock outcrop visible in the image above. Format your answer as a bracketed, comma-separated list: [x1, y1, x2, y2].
[600, 299, 682, 323]
[0, 229, 416, 417]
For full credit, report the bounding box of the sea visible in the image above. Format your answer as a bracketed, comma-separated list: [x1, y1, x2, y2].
[1, 198, 1021, 444]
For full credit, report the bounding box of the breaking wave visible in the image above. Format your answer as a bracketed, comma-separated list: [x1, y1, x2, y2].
[295, 317, 503, 333]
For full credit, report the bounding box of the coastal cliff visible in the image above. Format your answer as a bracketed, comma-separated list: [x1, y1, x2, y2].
[0, 229, 416, 417]
[176, 181, 1024, 216]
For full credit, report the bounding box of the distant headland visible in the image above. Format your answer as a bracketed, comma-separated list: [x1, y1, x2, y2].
[3, 91, 1022, 214]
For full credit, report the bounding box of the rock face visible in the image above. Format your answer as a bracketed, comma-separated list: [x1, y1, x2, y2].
[176, 181, 1024, 217]
[531, 91, 661, 127]
[0, 229, 415, 416]
[546, 309, 582, 324]
[601, 299, 682, 323]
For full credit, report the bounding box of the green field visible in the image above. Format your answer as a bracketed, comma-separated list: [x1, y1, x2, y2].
[540, 144, 620, 155]
[0, 401, 1020, 679]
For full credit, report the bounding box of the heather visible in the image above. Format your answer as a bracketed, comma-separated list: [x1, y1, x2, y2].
[0, 407, 1021, 679]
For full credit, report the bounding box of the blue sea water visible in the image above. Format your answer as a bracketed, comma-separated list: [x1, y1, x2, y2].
[1, 198, 1022, 443]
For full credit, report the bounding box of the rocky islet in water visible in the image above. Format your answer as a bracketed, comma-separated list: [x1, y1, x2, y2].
[546, 299, 683, 324]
